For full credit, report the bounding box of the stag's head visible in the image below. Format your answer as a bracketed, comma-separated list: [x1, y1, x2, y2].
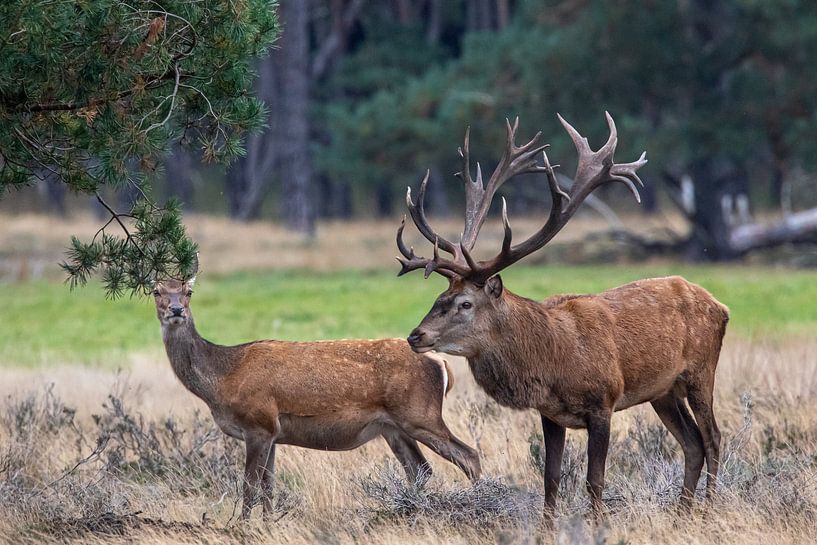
[407, 276, 505, 357]
[399, 114, 647, 357]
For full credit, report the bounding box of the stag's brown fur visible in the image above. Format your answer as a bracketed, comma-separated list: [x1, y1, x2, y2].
[410, 275, 728, 513]
[399, 115, 728, 515]
[154, 279, 479, 520]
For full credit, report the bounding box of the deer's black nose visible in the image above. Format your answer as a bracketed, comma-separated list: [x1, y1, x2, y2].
[407, 328, 425, 346]
[170, 306, 184, 317]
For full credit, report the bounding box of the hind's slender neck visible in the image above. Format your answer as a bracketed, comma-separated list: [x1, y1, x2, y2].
[161, 316, 236, 405]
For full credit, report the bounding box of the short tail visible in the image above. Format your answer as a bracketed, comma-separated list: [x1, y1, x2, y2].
[442, 358, 454, 395]
[423, 352, 454, 398]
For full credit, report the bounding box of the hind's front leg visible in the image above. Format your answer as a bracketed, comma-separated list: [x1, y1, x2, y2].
[241, 427, 277, 520]
[260, 443, 278, 518]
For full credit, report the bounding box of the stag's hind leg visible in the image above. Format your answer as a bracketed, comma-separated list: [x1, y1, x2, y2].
[687, 381, 721, 498]
[651, 393, 704, 505]
[383, 430, 432, 483]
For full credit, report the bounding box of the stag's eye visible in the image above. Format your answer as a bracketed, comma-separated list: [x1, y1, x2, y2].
[460, 301, 472, 310]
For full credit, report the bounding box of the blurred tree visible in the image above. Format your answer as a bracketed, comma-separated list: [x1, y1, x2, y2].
[0, 0, 279, 295]
[277, 0, 316, 234]
[319, 0, 817, 259]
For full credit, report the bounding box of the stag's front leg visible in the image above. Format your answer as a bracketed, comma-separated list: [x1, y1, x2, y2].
[242, 431, 275, 520]
[541, 414, 566, 518]
[585, 412, 611, 517]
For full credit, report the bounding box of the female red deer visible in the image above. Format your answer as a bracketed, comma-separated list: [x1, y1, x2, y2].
[396, 114, 728, 515]
[152, 270, 480, 520]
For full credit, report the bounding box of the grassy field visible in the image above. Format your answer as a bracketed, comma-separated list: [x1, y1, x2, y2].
[2, 214, 817, 544]
[3, 264, 817, 366]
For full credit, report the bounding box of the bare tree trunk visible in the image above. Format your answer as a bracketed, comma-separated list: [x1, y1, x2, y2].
[426, 0, 441, 43]
[225, 49, 278, 221]
[426, 167, 450, 216]
[37, 170, 67, 216]
[466, 0, 495, 30]
[496, 0, 510, 29]
[164, 144, 195, 208]
[311, 0, 366, 81]
[395, 0, 413, 24]
[682, 157, 748, 261]
[278, 0, 316, 235]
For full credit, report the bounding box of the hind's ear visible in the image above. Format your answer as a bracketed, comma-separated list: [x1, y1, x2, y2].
[187, 276, 196, 289]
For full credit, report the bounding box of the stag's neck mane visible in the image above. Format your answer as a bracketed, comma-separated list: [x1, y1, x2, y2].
[471, 289, 565, 370]
[161, 318, 241, 405]
[462, 289, 569, 409]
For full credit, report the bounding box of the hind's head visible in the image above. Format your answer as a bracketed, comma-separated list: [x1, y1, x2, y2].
[152, 277, 196, 327]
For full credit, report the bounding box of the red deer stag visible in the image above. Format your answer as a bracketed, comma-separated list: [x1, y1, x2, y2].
[152, 270, 480, 520]
[396, 114, 728, 515]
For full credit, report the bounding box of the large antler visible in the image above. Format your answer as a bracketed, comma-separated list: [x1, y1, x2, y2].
[397, 112, 646, 282]
[396, 118, 548, 278]
[462, 112, 647, 283]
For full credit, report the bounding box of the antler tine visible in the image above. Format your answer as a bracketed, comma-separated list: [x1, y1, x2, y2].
[557, 112, 592, 156]
[542, 150, 570, 207]
[396, 216, 414, 260]
[500, 197, 513, 255]
[598, 110, 618, 159]
[462, 113, 646, 283]
[558, 113, 647, 217]
[461, 119, 548, 252]
[405, 170, 459, 256]
[456, 126, 475, 187]
[396, 213, 471, 279]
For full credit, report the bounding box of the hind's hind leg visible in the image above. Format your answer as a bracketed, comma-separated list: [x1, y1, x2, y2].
[383, 430, 432, 483]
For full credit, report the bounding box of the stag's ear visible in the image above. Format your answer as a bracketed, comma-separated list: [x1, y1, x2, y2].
[485, 275, 503, 298]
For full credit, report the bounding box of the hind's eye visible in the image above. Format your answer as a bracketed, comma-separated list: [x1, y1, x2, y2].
[152, 290, 160, 297]
[460, 301, 472, 310]
[187, 290, 193, 297]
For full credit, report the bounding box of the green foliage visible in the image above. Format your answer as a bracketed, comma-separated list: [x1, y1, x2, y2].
[0, 0, 279, 295]
[320, 0, 817, 210]
[60, 199, 198, 297]
[2, 265, 816, 366]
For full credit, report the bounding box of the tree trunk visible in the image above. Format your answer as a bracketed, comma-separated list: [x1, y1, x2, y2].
[225, 48, 278, 221]
[466, 0, 494, 31]
[680, 157, 749, 261]
[496, 0, 510, 29]
[278, 0, 316, 235]
[164, 145, 195, 208]
[37, 170, 67, 216]
[426, 0, 441, 43]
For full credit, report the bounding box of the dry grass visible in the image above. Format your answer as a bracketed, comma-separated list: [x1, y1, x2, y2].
[1, 337, 816, 544]
[0, 211, 689, 281]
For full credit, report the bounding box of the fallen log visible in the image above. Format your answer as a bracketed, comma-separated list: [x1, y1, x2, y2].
[729, 207, 817, 254]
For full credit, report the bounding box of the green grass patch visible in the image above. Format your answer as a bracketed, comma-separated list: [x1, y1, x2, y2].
[2, 265, 816, 366]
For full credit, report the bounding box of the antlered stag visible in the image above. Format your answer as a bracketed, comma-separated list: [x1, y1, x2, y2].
[152, 268, 480, 520]
[396, 114, 728, 515]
